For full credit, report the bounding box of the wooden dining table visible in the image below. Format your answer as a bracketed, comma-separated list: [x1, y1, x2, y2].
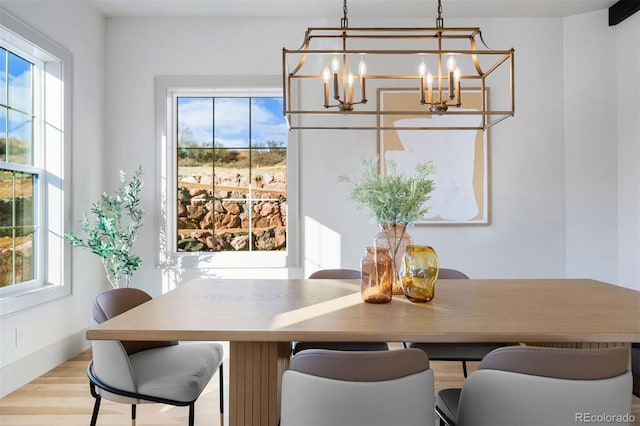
[86, 277, 640, 426]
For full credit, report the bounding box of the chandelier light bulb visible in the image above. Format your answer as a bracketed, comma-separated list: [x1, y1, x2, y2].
[447, 56, 456, 99]
[454, 67, 462, 105]
[358, 57, 367, 76]
[447, 56, 456, 72]
[331, 56, 340, 73]
[347, 70, 354, 103]
[419, 60, 427, 77]
[322, 66, 331, 83]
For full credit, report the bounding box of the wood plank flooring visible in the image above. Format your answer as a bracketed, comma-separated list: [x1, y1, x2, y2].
[1, 347, 639, 425]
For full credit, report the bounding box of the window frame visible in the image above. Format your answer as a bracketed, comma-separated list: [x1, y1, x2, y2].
[0, 10, 72, 316]
[155, 76, 299, 270]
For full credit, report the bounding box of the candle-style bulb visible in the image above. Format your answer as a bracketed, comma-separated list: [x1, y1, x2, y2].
[418, 60, 427, 77]
[447, 56, 456, 72]
[322, 66, 331, 83]
[454, 67, 462, 105]
[359, 57, 367, 103]
[454, 67, 461, 82]
[426, 72, 434, 104]
[447, 57, 456, 99]
[358, 57, 367, 77]
[331, 56, 340, 73]
[347, 70, 354, 104]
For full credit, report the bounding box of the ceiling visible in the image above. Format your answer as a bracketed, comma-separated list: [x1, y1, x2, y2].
[85, 0, 615, 19]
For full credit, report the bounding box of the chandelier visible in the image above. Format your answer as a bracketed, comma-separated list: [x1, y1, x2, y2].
[282, 0, 515, 131]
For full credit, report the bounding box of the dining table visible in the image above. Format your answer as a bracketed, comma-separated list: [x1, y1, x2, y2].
[86, 277, 640, 426]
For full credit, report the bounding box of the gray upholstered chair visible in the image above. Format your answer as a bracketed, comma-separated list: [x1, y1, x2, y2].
[281, 348, 435, 426]
[291, 269, 389, 354]
[88, 288, 224, 426]
[405, 268, 511, 377]
[436, 346, 632, 426]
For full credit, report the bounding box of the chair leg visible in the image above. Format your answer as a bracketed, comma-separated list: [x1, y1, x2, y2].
[131, 404, 137, 426]
[219, 363, 224, 426]
[90, 394, 101, 426]
[462, 360, 468, 378]
[188, 402, 195, 426]
[435, 406, 454, 426]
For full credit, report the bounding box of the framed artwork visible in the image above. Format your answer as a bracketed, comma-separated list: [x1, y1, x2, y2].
[377, 87, 489, 225]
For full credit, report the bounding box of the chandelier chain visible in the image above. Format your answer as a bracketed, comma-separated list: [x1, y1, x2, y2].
[341, 0, 349, 28]
[436, 0, 444, 28]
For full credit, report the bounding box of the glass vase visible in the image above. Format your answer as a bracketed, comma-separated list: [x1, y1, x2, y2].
[374, 223, 413, 295]
[400, 245, 439, 302]
[360, 247, 392, 304]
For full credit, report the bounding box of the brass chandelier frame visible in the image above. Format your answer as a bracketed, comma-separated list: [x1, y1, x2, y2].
[282, 0, 515, 131]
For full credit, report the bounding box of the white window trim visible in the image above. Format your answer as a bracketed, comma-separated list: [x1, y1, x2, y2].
[155, 76, 299, 270]
[0, 10, 72, 316]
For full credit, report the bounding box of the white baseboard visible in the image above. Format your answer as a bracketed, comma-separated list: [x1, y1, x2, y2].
[0, 328, 90, 398]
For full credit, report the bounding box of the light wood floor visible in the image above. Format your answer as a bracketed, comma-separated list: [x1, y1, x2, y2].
[1, 347, 639, 425]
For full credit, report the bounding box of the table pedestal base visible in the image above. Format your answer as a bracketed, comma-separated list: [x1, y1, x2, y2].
[229, 341, 291, 426]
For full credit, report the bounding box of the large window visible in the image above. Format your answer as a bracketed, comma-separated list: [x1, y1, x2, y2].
[156, 77, 298, 270]
[176, 97, 287, 253]
[0, 11, 71, 315]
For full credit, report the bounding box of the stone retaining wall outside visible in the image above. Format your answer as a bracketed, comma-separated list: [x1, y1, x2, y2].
[177, 171, 286, 251]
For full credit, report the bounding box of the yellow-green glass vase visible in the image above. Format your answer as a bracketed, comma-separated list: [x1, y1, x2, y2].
[400, 245, 439, 303]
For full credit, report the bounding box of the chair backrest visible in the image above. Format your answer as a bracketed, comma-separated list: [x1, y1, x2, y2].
[456, 346, 632, 426]
[90, 288, 177, 401]
[92, 287, 174, 355]
[281, 349, 435, 426]
[438, 268, 469, 279]
[308, 268, 361, 279]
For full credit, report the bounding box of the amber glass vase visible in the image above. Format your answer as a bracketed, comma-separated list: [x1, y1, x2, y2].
[374, 224, 413, 295]
[360, 247, 392, 304]
[400, 245, 439, 302]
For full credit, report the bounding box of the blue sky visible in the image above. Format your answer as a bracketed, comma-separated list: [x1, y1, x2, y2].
[177, 96, 287, 149]
[0, 47, 33, 148]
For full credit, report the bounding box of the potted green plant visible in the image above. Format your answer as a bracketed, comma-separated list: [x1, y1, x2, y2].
[340, 158, 436, 294]
[66, 167, 144, 288]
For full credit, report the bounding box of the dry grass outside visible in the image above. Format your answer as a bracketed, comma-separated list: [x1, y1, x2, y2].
[0, 175, 33, 199]
[0, 236, 31, 251]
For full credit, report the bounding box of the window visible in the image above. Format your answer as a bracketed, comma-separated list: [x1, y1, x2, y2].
[0, 11, 72, 315]
[176, 96, 287, 253]
[156, 77, 298, 269]
[0, 48, 37, 287]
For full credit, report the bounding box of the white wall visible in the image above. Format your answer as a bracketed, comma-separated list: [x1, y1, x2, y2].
[564, 10, 640, 290]
[615, 12, 640, 290]
[0, 2, 107, 396]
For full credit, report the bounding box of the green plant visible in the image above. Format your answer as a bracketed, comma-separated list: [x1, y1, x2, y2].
[66, 167, 144, 288]
[339, 158, 436, 225]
